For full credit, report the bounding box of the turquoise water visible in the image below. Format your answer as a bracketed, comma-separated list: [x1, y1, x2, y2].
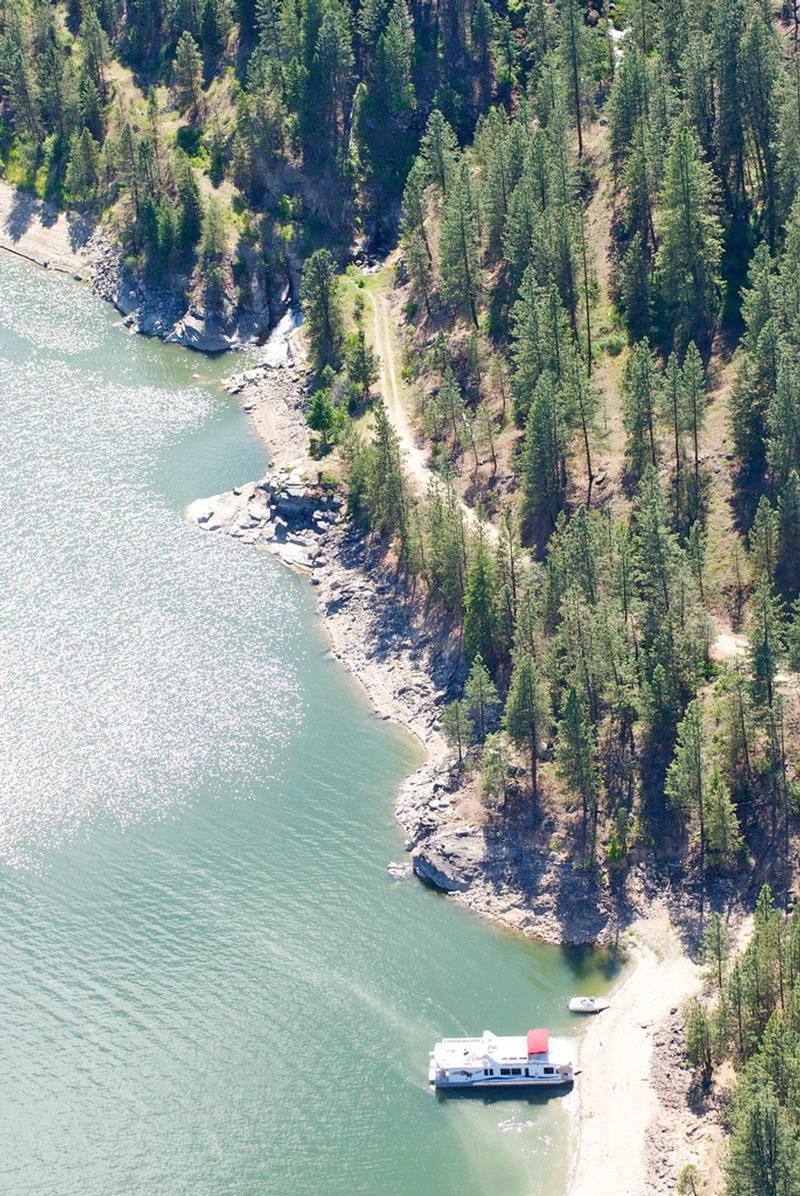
[0, 253, 617, 1195]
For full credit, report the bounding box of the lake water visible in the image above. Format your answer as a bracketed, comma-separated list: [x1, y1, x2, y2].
[0, 253, 617, 1195]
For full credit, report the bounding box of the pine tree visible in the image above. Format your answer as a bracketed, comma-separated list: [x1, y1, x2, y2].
[778, 471, 800, 598]
[767, 356, 800, 483]
[464, 654, 500, 742]
[438, 160, 480, 327]
[703, 912, 731, 993]
[174, 32, 204, 119]
[748, 572, 785, 713]
[425, 482, 468, 614]
[418, 109, 458, 194]
[750, 496, 779, 584]
[344, 328, 378, 403]
[505, 651, 548, 799]
[618, 233, 652, 338]
[480, 732, 510, 803]
[437, 367, 466, 453]
[607, 45, 648, 177]
[176, 154, 203, 256]
[665, 699, 708, 912]
[682, 342, 706, 519]
[477, 109, 511, 262]
[559, 0, 586, 158]
[659, 351, 687, 522]
[374, 0, 415, 116]
[712, 0, 747, 221]
[201, 0, 232, 54]
[510, 278, 572, 425]
[307, 388, 335, 448]
[65, 127, 101, 204]
[556, 686, 600, 857]
[684, 998, 713, 1083]
[622, 339, 660, 477]
[520, 371, 568, 536]
[442, 700, 470, 766]
[463, 529, 498, 669]
[199, 196, 228, 302]
[656, 114, 723, 342]
[727, 1089, 800, 1196]
[80, 9, 110, 101]
[300, 248, 343, 372]
[738, 6, 780, 247]
[310, 0, 354, 169]
[705, 763, 743, 866]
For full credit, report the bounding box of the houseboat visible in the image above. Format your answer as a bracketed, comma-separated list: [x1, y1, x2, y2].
[428, 1027, 573, 1089]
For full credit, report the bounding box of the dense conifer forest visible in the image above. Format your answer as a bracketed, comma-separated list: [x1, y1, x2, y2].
[5, 0, 800, 1183]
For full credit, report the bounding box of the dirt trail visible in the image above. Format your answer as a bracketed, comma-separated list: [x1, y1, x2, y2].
[365, 283, 497, 541]
[365, 287, 431, 496]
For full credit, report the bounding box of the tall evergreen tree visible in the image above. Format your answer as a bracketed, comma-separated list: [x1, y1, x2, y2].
[622, 339, 660, 477]
[656, 114, 723, 343]
[505, 651, 548, 799]
[174, 32, 204, 119]
[438, 160, 480, 327]
[556, 686, 600, 857]
[300, 248, 343, 372]
[463, 528, 498, 669]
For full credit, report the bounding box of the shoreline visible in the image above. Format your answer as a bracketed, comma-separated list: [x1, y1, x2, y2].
[0, 182, 275, 352]
[0, 180, 93, 276]
[0, 219, 716, 1196]
[567, 907, 720, 1196]
[206, 353, 726, 1196]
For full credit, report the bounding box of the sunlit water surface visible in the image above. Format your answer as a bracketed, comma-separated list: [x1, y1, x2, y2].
[0, 254, 618, 1195]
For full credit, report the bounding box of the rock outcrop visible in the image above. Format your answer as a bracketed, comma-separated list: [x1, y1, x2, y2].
[186, 467, 341, 569]
[89, 235, 281, 352]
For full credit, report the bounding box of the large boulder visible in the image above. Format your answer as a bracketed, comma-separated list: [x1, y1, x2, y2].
[411, 827, 483, 892]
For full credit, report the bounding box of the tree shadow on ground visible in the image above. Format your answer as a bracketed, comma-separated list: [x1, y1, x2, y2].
[478, 790, 641, 947]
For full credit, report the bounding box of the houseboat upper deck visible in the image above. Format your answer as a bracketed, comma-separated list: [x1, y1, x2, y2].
[428, 1028, 573, 1089]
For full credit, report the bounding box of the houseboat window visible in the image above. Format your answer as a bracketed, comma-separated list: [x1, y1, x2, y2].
[484, 1069, 490, 1076]
[544, 1067, 555, 1075]
[510, 1068, 522, 1075]
[500, 1068, 511, 1076]
[524, 1068, 529, 1077]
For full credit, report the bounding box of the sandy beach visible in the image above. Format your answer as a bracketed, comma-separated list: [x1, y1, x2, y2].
[0, 181, 93, 276]
[568, 907, 724, 1196]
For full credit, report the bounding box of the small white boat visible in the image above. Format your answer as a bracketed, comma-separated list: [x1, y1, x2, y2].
[428, 1028, 573, 1089]
[568, 996, 610, 1014]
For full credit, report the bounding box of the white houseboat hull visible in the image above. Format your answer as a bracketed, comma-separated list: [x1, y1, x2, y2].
[428, 1062, 572, 1089]
[428, 1028, 573, 1090]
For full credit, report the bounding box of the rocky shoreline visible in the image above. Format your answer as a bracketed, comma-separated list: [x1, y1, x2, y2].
[202, 351, 727, 1187]
[89, 235, 283, 353]
[0, 181, 281, 352]
[0, 192, 679, 947]
[0, 212, 722, 1189]
[193, 354, 664, 947]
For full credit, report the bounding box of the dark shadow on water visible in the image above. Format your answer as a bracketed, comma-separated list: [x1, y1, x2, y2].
[435, 1083, 573, 1106]
[559, 943, 626, 985]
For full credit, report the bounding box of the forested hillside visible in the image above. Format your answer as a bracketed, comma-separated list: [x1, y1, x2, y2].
[0, 0, 508, 307]
[5, 0, 800, 1185]
[313, 0, 800, 905]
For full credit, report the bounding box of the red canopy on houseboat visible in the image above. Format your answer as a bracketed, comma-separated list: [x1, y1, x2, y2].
[527, 1028, 549, 1056]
